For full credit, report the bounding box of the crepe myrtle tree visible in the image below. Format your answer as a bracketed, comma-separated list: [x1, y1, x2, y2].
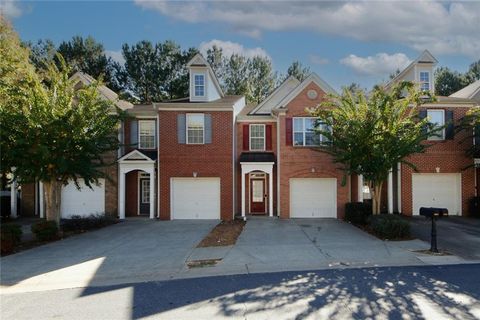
[0, 51, 123, 226]
[310, 81, 438, 215]
[458, 106, 480, 159]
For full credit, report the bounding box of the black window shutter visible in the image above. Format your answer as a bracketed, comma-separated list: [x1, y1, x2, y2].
[177, 114, 186, 144]
[445, 110, 454, 140]
[418, 110, 428, 137]
[474, 124, 480, 146]
[130, 119, 138, 148]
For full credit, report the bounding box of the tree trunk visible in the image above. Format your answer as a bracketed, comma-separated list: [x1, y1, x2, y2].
[371, 182, 383, 215]
[43, 180, 62, 226]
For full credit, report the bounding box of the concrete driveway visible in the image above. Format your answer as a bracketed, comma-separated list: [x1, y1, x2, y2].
[0, 217, 469, 294]
[407, 216, 480, 260]
[1, 219, 217, 293]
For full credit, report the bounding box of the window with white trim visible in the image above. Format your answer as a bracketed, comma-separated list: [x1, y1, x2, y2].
[427, 109, 445, 140]
[194, 74, 205, 97]
[141, 179, 150, 203]
[420, 71, 430, 91]
[249, 124, 265, 151]
[186, 113, 205, 144]
[138, 120, 156, 149]
[293, 117, 329, 146]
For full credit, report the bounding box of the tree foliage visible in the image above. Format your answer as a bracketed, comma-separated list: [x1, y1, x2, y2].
[311, 81, 436, 214]
[1, 21, 123, 225]
[435, 60, 480, 96]
[115, 40, 198, 102]
[285, 61, 310, 82]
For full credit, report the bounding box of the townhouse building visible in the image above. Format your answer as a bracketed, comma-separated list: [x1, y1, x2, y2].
[14, 51, 480, 220]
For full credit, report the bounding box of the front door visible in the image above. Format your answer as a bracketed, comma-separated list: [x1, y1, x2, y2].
[139, 178, 150, 215]
[250, 179, 266, 213]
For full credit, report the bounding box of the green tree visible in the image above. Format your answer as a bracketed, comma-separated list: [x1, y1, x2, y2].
[247, 56, 277, 104]
[0, 21, 122, 225]
[458, 106, 480, 159]
[311, 81, 435, 214]
[285, 61, 310, 82]
[342, 82, 366, 96]
[223, 54, 249, 96]
[465, 60, 480, 83]
[434, 67, 468, 96]
[116, 40, 197, 102]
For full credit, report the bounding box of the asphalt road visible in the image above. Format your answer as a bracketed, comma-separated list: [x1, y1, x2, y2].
[2, 264, 480, 320]
[408, 216, 480, 260]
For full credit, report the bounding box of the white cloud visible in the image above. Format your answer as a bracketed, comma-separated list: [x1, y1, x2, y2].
[340, 53, 412, 76]
[309, 54, 329, 65]
[199, 39, 270, 60]
[1, 0, 22, 18]
[105, 50, 125, 65]
[134, 0, 480, 58]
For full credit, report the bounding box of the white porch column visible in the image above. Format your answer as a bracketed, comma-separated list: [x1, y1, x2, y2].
[118, 169, 126, 219]
[10, 176, 17, 218]
[39, 181, 44, 218]
[148, 168, 155, 219]
[388, 168, 393, 214]
[397, 163, 402, 213]
[268, 170, 273, 217]
[241, 167, 246, 219]
[357, 175, 364, 202]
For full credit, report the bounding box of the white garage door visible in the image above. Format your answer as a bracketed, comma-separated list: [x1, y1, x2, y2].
[61, 179, 105, 218]
[290, 178, 337, 218]
[412, 174, 461, 216]
[171, 178, 220, 219]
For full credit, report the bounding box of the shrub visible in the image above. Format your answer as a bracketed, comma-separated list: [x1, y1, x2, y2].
[1, 223, 22, 254]
[469, 197, 480, 217]
[368, 214, 410, 240]
[345, 202, 372, 225]
[31, 221, 59, 241]
[61, 214, 116, 233]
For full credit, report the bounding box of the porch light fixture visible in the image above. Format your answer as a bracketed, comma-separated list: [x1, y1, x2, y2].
[435, 167, 440, 173]
[311, 167, 316, 173]
[193, 172, 198, 178]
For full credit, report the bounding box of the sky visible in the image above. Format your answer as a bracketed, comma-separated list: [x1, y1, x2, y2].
[2, 0, 480, 91]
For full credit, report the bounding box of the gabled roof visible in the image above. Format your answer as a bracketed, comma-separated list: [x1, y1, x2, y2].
[385, 50, 438, 89]
[250, 76, 301, 115]
[450, 79, 480, 103]
[118, 149, 155, 162]
[70, 72, 133, 110]
[276, 73, 337, 109]
[186, 53, 224, 98]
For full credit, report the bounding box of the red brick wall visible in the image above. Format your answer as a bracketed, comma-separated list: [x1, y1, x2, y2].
[158, 110, 234, 220]
[401, 106, 475, 216]
[278, 82, 350, 219]
[235, 122, 277, 215]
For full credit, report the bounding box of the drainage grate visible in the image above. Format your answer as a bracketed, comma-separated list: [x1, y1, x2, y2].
[186, 259, 221, 268]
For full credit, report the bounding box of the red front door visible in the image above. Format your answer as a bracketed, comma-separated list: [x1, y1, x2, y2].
[250, 179, 266, 213]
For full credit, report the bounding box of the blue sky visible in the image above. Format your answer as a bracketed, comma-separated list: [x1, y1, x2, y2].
[3, 1, 479, 91]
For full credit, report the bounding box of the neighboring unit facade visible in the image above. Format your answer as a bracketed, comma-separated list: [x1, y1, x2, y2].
[15, 51, 480, 220]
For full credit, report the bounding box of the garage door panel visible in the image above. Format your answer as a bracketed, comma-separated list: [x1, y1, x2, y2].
[171, 178, 220, 219]
[412, 174, 461, 216]
[61, 179, 105, 218]
[290, 178, 337, 218]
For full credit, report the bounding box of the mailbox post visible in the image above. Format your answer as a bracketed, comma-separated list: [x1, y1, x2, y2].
[419, 207, 448, 253]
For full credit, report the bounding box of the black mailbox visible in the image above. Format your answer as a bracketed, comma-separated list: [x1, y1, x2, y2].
[419, 207, 448, 253]
[419, 207, 449, 218]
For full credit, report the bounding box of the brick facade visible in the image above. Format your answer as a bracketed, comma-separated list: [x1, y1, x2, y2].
[400, 106, 475, 216]
[278, 82, 350, 219]
[158, 110, 234, 221]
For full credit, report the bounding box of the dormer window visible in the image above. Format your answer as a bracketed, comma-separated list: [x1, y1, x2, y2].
[420, 71, 430, 91]
[194, 74, 205, 97]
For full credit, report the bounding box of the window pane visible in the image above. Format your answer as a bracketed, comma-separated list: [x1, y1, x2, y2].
[294, 132, 304, 146]
[305, 132, 320, 146]
[293, 118, 303, 131]
[139, 120, 155, 149]
[187, 114, 204, 144]
[194, 75, 205, 96]
[250, 125, 264, 138]
[427, 110, 445, 140]
[250, 138, 264, 150]
[305, 118, 316, 130]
